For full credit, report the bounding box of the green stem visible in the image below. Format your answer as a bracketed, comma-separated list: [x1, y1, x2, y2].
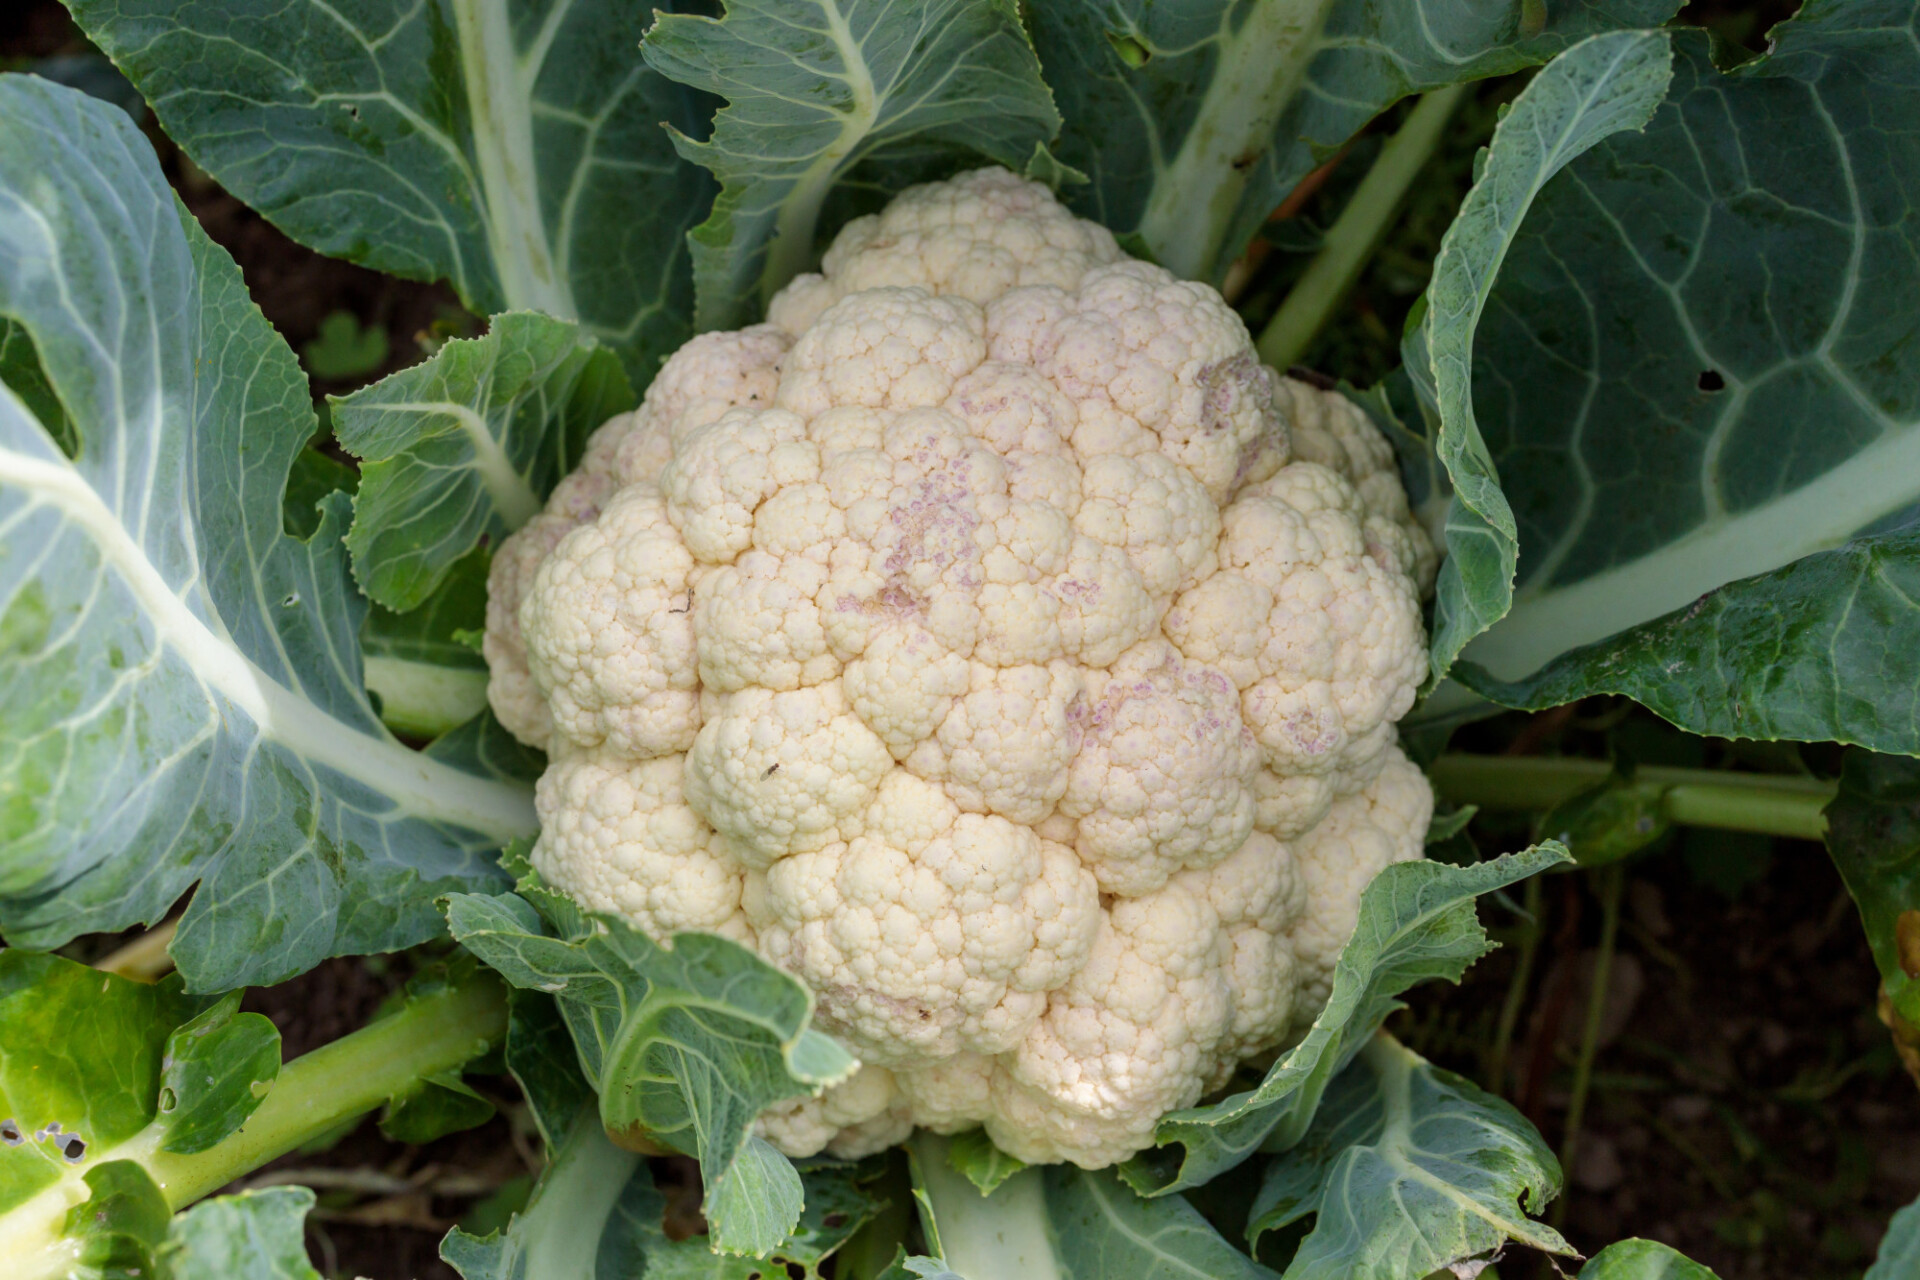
[1255, 83, 1468, 369]
[0, 970, 508, 1272]
[1487, 874, 1545, 1097]
[1428, 754, 1834, 840]
[908, 1131, 1062, 1280]
[1552, 863, 1623, 1228]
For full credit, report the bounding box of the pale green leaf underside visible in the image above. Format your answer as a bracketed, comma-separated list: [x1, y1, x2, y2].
[166, 1187, 325, 1280]
[1420, 10, 1920, 753]
[1866, 1193, 1920, 1280]
[642, 0, 1061, 328]
[0, 77, 531, 991]
[66, 0, 711, 382]
[444, 890, 855, 1256]
[333, 310, 633, 613]
[1032, 0, 1679, 284]
[1250, 1035, 1570, 1279]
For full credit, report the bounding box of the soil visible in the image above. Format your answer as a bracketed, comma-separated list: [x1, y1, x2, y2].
[7, 3, 1914, 1278]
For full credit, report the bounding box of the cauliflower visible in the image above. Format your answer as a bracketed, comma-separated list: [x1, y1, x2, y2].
[485, 166, 1435, 1169]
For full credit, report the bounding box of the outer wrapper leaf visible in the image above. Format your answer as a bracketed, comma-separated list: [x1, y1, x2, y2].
[1408, 30, 1674, 690]
[165, 1187, 325, 1280]
[444, 887, 856, 1255]
[67, 0, 712, 382]
[0, 76, 533, 989]
[1249, 1034, 1571, 1277]
[1867, 1194, 1920, 1280]
[332, 310, 634, 612]
[1033, 0, 1680, 283]
[642, 0, 1062, 328]
[1417, 9, 1920, 747]
[1121, 844, 1570, 1196]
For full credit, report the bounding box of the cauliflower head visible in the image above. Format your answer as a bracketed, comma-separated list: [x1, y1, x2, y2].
[485, 166, 1436, 1169]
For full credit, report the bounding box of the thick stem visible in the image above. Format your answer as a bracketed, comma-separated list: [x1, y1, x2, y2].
[1135, 0, 1340, 280]
[0, 970, 508, 1271]
[1428, 754, 1834, 840]
[908, 1131, 1062, 1280]
[363, 655, 491, 739]
[1256, 84, 1468, 369]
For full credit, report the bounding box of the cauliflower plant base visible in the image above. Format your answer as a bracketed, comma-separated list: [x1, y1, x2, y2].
[485, 167, 1436, 1169]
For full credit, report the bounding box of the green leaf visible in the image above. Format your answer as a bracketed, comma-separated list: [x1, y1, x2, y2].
[67, 1160, 172, 1278]
[332, 311, 634, 612]
[301, 311, 389, 382]
[1407, 30, 1675, 692]
[281, 447, 358, 541]
[441, 1109, 881, 1279]
[360, 546, 495, 739]
[0, 320, 72, 457]
[1458, 531, 1920, 753]
[0, 951, 210, 1217]
[157, 994, 282, 1155]
[1535, 767, 1670, 869]
[1120, 844, 1571, 1196]
[1823, 751, 1920, 1022]
[502, 988, 594, 1153]
[164, 1187, 325, 1280]
[641, 0, 1062, 328]
[1419, 13, 1920, 748]
[65, 0, 711, 382]
[1031, 0, 1680, 283]
[0, 76, 534, 989]
[945, 1128, 1026, 1196]
[1248, 1034, 1571, 1276]
[1867, 1193, 1920, 1280]
[1579, 1238, 1722, 1279]
[380, 1070, 497, 1145]
[444, 887, 856, 1255]
[911, 1132, 1276, 1280]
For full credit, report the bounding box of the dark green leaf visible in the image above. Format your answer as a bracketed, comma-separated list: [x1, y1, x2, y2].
[333, 311, 633, 612]
[280, 447, 358, 541]
[1459, 531, 1920, 754]
[0, 319, 72, 456]
[380, 1071, 496, 1145]
[66, 0, 711, 381]
[1248, 1035, 1570, 1276]
[1823, 751, 1920, 1021]
[1407, 30, 1674, 691]
[1535, 768, 1670, 869]
[503, 988, 594, 1153]
[642, 0, 1061, 328]
[301, 311, 389, 382]
[1419, 13, 1920, 747]
[157, 994, 281, 1155]
[1121, 844, 1570, 1196]
[1033, 0, 1679, 283]
[444, 887, 856, 1254]
[0, 77, 533, 990]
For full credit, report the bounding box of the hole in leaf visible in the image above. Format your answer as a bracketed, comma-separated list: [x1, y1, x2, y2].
[1697, 370, 1726, 392]
[1105, 30, 1151, 67]
[0, 1119, 20, 1145]
[281, 591, 301, 607]
[822, 1212, 847, 1228]
[61, 1134, 86, 1162]
[158, 1087, 177, 1113]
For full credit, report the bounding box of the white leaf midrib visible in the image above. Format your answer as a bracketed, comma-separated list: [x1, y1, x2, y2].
[2, 444, 535, 839]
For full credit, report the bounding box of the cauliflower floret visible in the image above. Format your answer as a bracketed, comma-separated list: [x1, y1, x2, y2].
[768, 166, 1124, 333]
[747, 772, 1100, 1068]
[484, 166, 1433, 1170]
[531, 747, 750, 944]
